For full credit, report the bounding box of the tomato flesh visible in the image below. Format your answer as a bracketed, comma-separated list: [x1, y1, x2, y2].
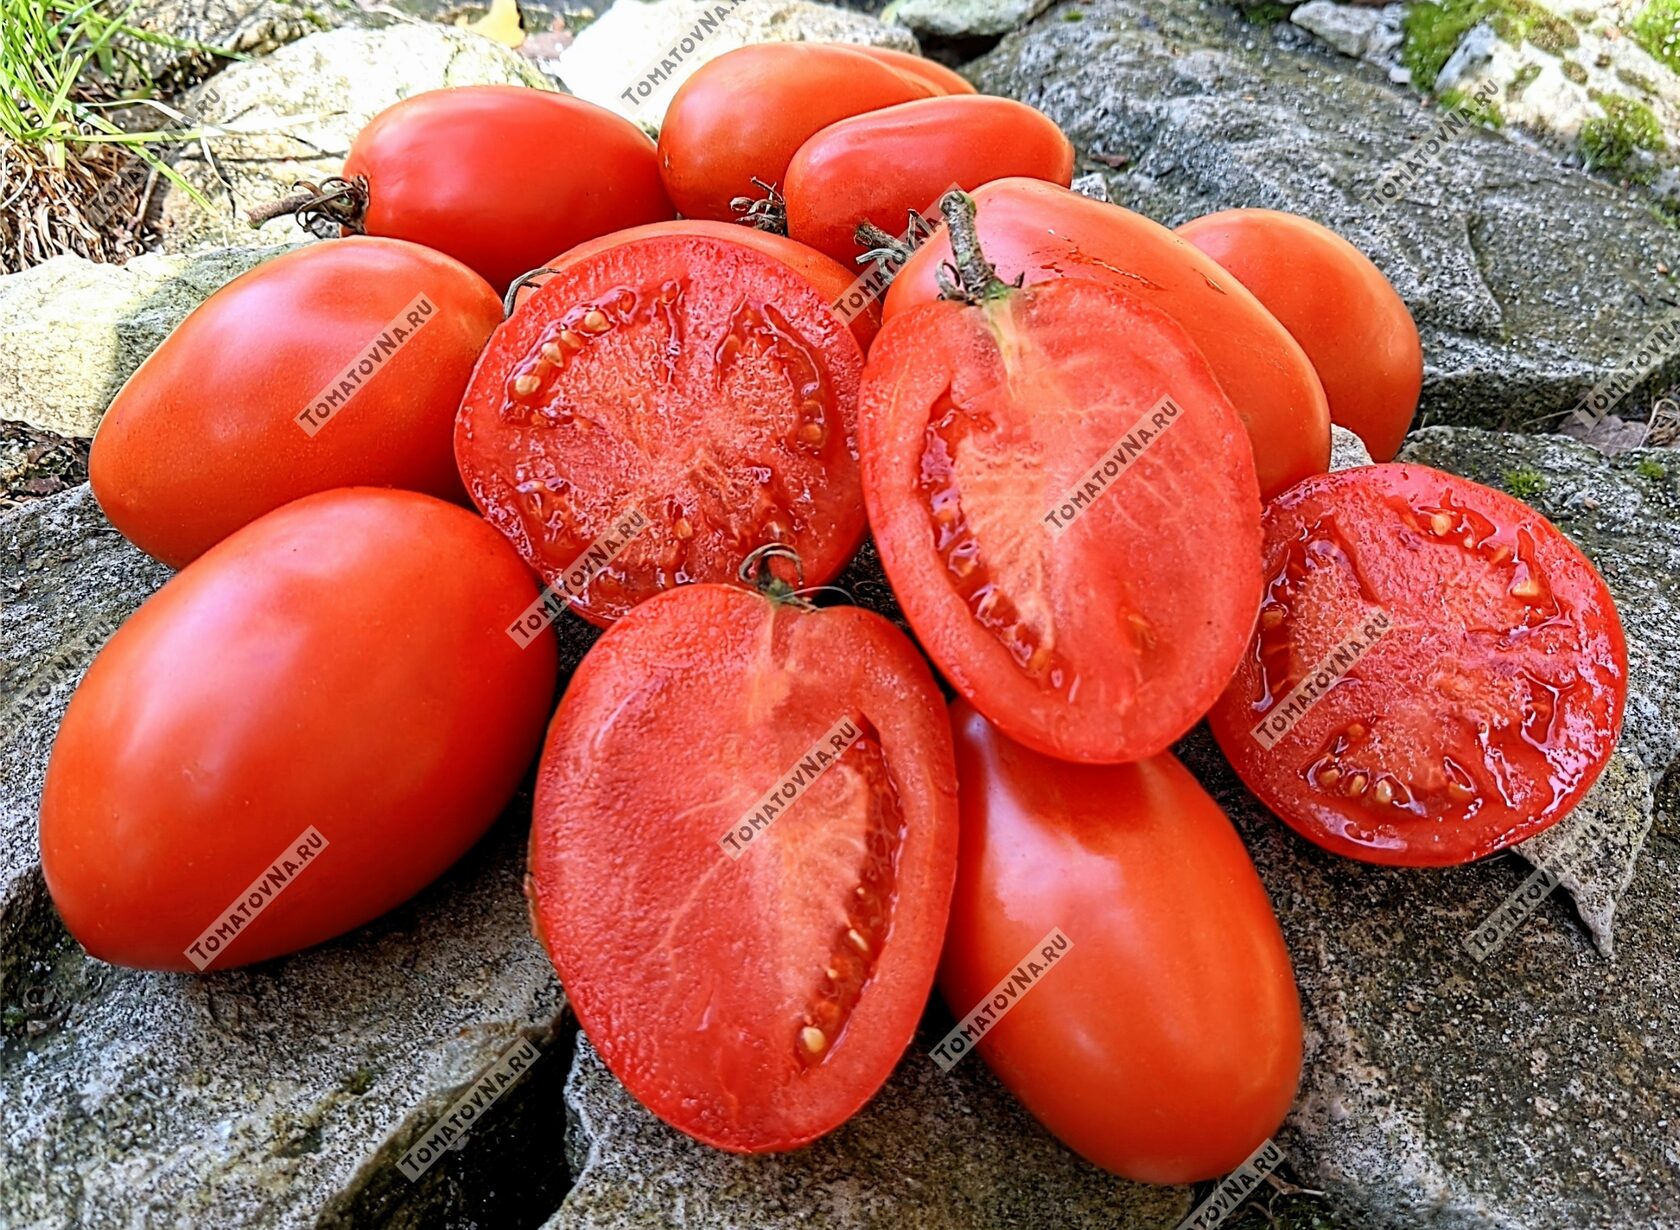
[882, 178, 1330, 501]
[942, 701, 1302, 1183]
[1210, 463, 1627, 866]
[530, 584, 958, 1151]
[456, 233, 868, 626]
[860, 276, 1263, 763]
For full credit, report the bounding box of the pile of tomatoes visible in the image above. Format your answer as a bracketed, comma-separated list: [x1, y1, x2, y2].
[36, 41, 1626, 1186]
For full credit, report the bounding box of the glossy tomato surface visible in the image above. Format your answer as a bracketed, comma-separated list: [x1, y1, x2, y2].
[457, 231, 868, 627]
[657, 43, 936, 222]
[91, 237, 502, 568]
[786, 96, 1074, 267]
[1177, 209, 1422, 462]
[520, 219, 878, 347]
[883, 178, 1330, 500]
[40, 489, 558, 971]
[345, 86, 675, 291]
[861, 274, 1263, 763]
[941, 701, 1302, 1183]
[846, 45, 976, 95]
[530, 584, 958, 1151]
[1209, 464, 1626, 866]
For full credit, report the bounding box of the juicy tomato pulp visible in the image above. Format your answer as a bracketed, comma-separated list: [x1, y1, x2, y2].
[1210, 464, 1626, 866]
[40, 489, 557, 971]
[882, 178, 1330, 501]
[860, 275, 1263, 763]
[784, 95, 1075, 268]
[942, 701, 1302, 1183]
[529, 584, 959, 1151]
[345, 86, 675, 292]
[456, 233, 868, 626]
[656, 43, 938, 222]
[1177, 209, 1422, 462]
[518, 219, 878, 348]
[92, 237, 503, 568]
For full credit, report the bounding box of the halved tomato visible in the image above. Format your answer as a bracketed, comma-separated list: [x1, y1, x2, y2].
[860, 194, 1263, 764]
[882, 178, 1330, 501]
[529, 581, 958, 1151]
[1209, 464, 1626, 866]
[515, 219, 878, 348]
[456, 230, 868, 626]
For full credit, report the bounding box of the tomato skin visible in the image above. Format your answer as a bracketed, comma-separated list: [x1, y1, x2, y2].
[344, 86, 676, 292]
[530, 584, 958, 1152]
[521, 219, 878, 347]
[1177, 209, 1422, 462]
[657, 43, 936, 222]
[90, 238, 503, 569]
[786, 96, 1075, 267]
[39, 489, 558, 972]
[882, 178, 1330, 501]
[941, 701, 1302, 1184]
[1209, 463, 1627, 867]
[860, 275, 1263, 764]
[845, 45, 976, 96]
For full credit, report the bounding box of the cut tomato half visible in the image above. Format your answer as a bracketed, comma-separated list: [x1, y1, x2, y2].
[861, 256, 1263, 763]
[1209, 463, 1627, 867]
[529, 583, 958, 1151]
[456, 233, 868, 626]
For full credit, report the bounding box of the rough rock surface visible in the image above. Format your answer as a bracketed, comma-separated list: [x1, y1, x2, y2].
[553, 1029, 1187, 1230]
[0, 485, 572, 1230]
[1171, 426, 1680, 1230]
[0, 247, 281, 439]
[970, 0, 1680, 435]
[157, 25, 553, 254]
[882, 0, 1053, 40]
[129, 0, 362, 87]
[555, 0, 917, 126]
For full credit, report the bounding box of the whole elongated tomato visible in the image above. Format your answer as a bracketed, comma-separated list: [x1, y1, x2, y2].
[786, 96, 1074, 267]
[847, 45, 975, 96]
[883, 178, 1330, 500]
[91, 238, 503, 568]
[941, 701, 1302, 1183]
[860, 192, 1262, 764]
[1209, 464, 1625, 866]
[1177, 209, 1422, 462]
[519, 219, 878, 347]
[530, 582, 958, 1151]
[657, 43, 937, 222]
[39, 489, 558, 972]
[341, 86, 676, 291]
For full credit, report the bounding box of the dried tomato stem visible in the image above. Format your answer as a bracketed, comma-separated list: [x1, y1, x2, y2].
[936, 189, 1011, 305]
[247, 176, 370, 239]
